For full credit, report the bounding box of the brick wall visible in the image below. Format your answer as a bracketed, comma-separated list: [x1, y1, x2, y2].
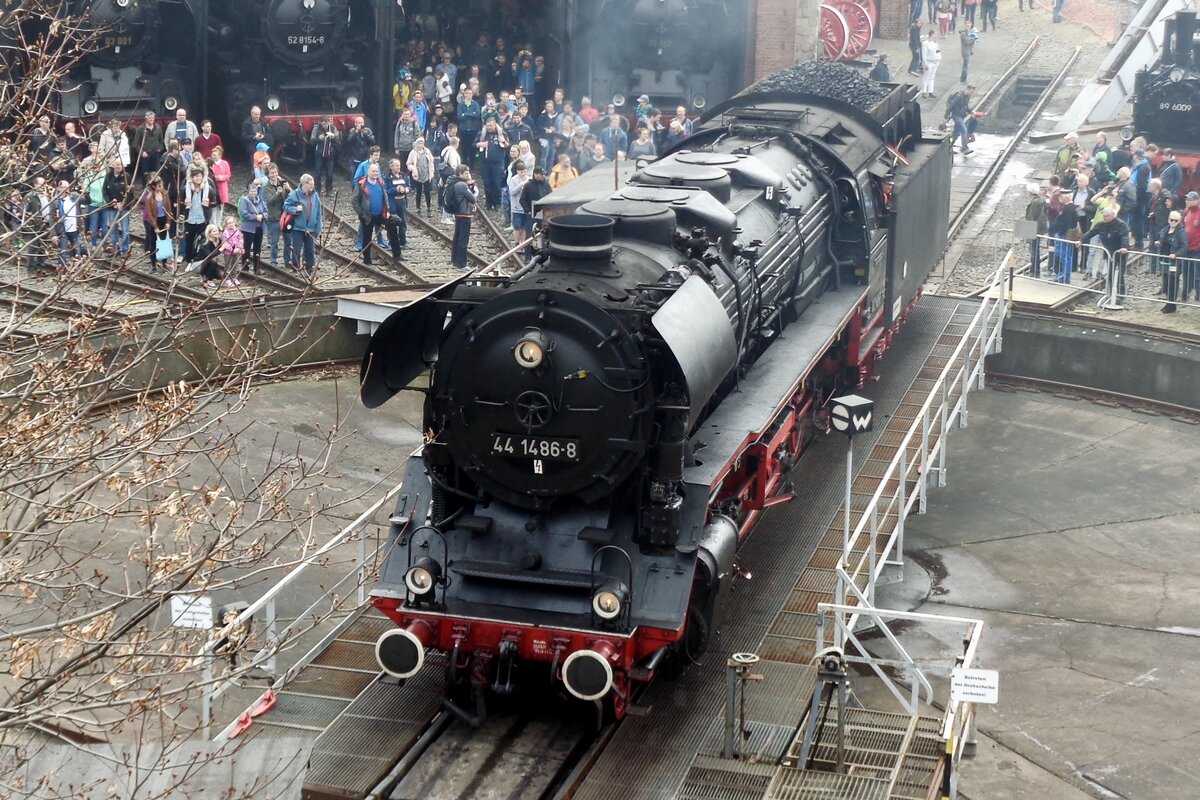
[878, 0, 911, 39]
[752, 0, 798, 79]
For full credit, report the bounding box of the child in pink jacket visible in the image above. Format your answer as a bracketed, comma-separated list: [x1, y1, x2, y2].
[218, 216, 244, 284]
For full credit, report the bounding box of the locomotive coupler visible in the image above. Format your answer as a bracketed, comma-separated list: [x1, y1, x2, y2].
[491, 639, 519, 695]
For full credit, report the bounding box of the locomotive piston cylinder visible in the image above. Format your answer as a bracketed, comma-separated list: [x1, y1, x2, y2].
[376, 620, 435, 679]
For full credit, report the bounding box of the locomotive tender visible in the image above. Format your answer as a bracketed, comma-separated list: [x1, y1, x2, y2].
[1133, 9, 1200, 195]
[360, 75, 950, 718]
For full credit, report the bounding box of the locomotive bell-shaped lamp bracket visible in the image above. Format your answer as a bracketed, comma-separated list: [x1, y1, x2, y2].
[360, 275, 469, 408]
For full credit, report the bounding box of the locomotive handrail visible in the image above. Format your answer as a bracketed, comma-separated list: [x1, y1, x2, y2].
[197, 481, 404, 731]
[835, 251, 1012, 630]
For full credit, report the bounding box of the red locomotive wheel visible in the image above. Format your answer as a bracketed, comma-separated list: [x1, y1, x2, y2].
[819, 3, 851, 61]
[830, 0, 875, 61]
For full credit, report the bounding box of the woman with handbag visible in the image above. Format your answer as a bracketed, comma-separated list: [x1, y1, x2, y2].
[142, 177, 175, 273]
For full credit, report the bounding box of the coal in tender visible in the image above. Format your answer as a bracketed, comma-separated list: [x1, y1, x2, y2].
[749, 60, 890, 110]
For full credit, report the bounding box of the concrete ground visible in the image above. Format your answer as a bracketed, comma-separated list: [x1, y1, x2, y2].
[867, 387, 1200, 799]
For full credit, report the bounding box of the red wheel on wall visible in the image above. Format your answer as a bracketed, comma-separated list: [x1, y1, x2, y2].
[832, 0, 875, 61]
[819, 3, 851, 60]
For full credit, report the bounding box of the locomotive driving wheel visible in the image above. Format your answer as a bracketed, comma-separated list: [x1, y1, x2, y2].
[819, 2, 851, 61]
[831, 0, 875, 61]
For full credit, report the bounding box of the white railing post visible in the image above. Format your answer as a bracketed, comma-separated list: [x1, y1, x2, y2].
[919, 406, 930, 514]
[938, 382, 948, 487]
[201, 660, 213, 736]
[357, 527, 368, 606]
[894, 445, 906, 565]
[265, 597, 278, 675]
[868, 504, 878, 607]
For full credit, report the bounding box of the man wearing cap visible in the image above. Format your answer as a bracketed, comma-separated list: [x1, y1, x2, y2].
[1081, 205, 1131, 293]
[1182, 191, 1200, 303]
[635, 94, 656, 124]
[1053, 132, 1080, 177]
[310, 116, 340, 195]
[1157, 209, 1187, 313]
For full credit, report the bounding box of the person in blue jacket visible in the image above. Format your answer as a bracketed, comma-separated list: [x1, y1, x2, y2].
[282, 173, 323, 275]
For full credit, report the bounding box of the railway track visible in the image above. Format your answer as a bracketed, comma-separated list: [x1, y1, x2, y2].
[946, 37, 1080, 243]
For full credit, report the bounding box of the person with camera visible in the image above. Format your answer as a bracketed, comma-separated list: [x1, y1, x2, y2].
[310, 117, 340, 196]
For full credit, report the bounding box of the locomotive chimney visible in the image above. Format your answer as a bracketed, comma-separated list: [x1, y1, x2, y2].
[1162, 17, 1176, 66]
[547, 214, 615, 270]
[1177, 11, 1197, 68]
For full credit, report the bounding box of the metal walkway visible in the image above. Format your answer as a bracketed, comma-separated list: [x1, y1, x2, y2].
[573, 295, 987, 800]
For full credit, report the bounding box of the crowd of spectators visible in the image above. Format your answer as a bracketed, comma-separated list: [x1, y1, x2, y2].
[4, 5, 701, 279]
[1026, 130, 1200, 313]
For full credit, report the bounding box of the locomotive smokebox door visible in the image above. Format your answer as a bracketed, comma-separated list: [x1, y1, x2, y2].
[830, 394, 875, 436]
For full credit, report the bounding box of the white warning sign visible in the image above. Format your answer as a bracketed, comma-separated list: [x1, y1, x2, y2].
[951, 667, 999, 704]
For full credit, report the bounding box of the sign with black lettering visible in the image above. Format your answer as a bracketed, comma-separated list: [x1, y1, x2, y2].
[830, 394, 875, 435]
[951, 667, 999, 704]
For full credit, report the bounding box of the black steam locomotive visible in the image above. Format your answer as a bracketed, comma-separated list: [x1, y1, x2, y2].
[360, 74, 949, 718]
[59, 0, 199, 120]
[208, 0, 382, 160]
[1133, 9, 1200, 194]
[574, 0, 744, 114]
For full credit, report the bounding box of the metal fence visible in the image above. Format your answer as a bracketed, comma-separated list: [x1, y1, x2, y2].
[834, 252, 1010, 617]
[1028, 234, 1200, 313]
[197, 481, 405, 733]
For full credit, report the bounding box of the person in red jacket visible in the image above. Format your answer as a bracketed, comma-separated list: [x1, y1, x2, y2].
[1181, 191, 1200, 303]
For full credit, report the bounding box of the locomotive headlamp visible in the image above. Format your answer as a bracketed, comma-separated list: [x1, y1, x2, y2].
[83, 99, 99, 115]
[591, 579, 628, 620]
[115, 0, 129, 7]
[163, 96, 178, 112]
[302, 0, 316, 8]
[691, 94, 706, 110]
[266, 95, 281, 112]
[345, 95, 359, 110]
[514, 330, 548, 369]
[612, 93, 626, 108]
[1170, 68, 1185, 83]
[405, 557, 442, 596]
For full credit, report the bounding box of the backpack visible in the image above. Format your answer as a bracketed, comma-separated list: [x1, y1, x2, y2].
[235, 195, 247, 222]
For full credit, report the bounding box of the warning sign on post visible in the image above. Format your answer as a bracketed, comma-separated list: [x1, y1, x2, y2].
[170, 594, 214, 630]
[951, 667, 999, 704]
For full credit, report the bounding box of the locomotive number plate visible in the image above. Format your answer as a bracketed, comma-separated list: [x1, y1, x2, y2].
[490, 433, 580, 462]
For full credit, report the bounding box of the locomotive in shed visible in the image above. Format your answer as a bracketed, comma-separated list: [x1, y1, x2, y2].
[208, 0, 383, 161]
[59, 0, 200, 121]
[573, 0, 745, 115]
[359, 68, 950, 719]
[1133, 9, 1200, 194]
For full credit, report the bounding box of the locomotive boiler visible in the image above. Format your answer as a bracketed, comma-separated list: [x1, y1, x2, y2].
[1133, 9, 1200, 194]
[59, 0, 199, 120]
[360, 70, 950, 718]
[209, 0, 376, 159]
